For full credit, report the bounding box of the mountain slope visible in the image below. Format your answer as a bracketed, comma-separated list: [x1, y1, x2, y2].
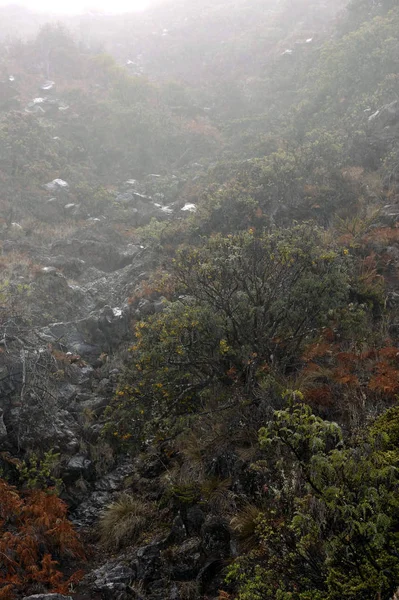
[1, 1, 399, 599]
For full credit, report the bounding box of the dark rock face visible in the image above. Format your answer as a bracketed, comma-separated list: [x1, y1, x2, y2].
[201, 516, 231, 558]
[136, 543, 164, 582]
[185, 505, 206, 536]
[167, 515, 188, 544]
[39, 305, 130, 361]
[72, 458, 137, 527]
[0, 173, 233, 599]
[72, 442, 234, 599]
[29, 268, 87, 324]
[6, 405, 80, 453]
[22, 596, 73, 600]
[164, 537, 203, 580]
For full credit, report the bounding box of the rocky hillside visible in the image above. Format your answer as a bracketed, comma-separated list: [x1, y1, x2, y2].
[1, 0, 399, 599]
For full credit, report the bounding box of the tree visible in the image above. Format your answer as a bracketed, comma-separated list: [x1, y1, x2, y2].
[106, 225, 353, 440]
[172, 226, 351, 373]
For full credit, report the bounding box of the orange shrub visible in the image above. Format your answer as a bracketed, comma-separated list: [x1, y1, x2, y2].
[0, 479, 85, 599]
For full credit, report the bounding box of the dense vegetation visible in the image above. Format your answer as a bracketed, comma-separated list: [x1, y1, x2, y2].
[1, 0, 399, 598]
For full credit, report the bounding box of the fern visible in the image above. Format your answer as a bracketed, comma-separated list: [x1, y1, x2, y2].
[0, 478, 85, 599]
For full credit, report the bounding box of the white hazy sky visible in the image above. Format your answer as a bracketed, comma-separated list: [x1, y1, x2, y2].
[0, 0, 155, 14]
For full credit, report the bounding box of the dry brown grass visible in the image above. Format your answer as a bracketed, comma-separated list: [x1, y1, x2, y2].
[98, 494, 153, 550]
[230, 503, 263, 551]
[19, 218, 86, 242]
[201, 476, 235, 514]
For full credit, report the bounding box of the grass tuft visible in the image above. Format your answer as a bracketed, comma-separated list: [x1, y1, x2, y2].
[98, 494, 152, 549]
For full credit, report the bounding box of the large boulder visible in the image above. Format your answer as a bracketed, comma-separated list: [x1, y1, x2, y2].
[30, 268, 88, 324]
[40, 304, 130, 360]
[7, 405, 79, 453]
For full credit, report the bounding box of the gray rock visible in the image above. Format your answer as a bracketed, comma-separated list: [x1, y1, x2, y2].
[44, 178, 69, 191]
[201, 516, 231, 558]
[72, 490, 113, 527]
[95, 461, 134, 492]
[136, 298, 155, 317]
[153, 298, 166, 314]
[368, 101, 399, 145]
[368, 100, 399, 128]
[386, 246, 399, 262]
[67, 454, 93, 474]
[8, 405, 79, 453]
[40, 304, 130, 359]
[136, 542, 163, 582]
[30, 270, 87, 324]
[59, 383, 79, 404]
[0, 409, 8, 442]
[89, 560, 136, 596]
[115, 191, 135, 205]
[50, 239, 140, 273]
[23, 595, 72, 600]
[379, 205, 399, 226]
[165, 537, 203, 580]
[72, 458, 135, 526]
[77, 395, 108, 415]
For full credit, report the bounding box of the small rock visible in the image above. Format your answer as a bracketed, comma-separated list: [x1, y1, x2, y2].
[89, 560, 136, 596]
[164, 537, 203, 580]
[136, 542, 163, 582]
[181, 203, 197, 213]
[44, 179, 69, 191]
[41, 80, 55, 91]
[67, 454, 93, 474]
[167, 515, 187, 544]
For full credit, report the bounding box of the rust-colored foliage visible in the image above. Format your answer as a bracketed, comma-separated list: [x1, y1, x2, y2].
[302, 335, 399, 408]
[305, 385, 334, 407]
[128, 269, 177, 305]
[364, 227, 399, 246]
[369, 361, 399, 394]
[0, 479, 85, 599]
[302, 341, 335, 362]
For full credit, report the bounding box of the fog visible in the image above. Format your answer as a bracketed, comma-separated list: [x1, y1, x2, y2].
[0, 0, 154, 14]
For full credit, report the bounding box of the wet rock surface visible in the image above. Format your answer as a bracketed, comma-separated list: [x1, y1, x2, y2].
[0, 170, 226, 600]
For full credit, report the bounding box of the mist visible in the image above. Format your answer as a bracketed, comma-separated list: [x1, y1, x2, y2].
[0, 0, 158, 14]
